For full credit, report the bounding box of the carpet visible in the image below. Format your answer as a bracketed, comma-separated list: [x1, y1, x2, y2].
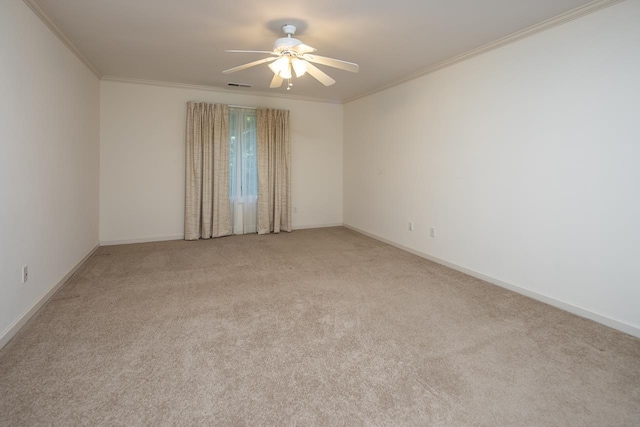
[1, 227, 638, 425]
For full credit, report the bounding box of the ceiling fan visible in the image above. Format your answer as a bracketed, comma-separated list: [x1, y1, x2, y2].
[223, 24, 359, 90]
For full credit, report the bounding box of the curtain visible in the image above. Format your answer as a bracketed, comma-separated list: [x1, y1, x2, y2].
[257, 108, 291, 234]
[184, 102, 231, 240]
[229, 108, 258, 234]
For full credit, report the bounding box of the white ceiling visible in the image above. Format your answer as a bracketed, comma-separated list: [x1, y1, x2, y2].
[32, 0, 600, 102]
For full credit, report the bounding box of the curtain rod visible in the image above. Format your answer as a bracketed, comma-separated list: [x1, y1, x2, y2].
[188, 101, 257, 110]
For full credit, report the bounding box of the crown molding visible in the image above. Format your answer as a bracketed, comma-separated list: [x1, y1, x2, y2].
[100, 76, 344, 105]
[22, 0, 102, 79]
[344, 0, 624, 104]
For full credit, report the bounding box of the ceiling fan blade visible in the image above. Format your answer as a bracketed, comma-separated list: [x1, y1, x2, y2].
[225, 50, 278, 55]
[270, 73, 284, 88]
[304, 62, 336, 86]
[294, 44, 317, 54]
[222, 56, 278, 74]
[302, 54, 359, 73]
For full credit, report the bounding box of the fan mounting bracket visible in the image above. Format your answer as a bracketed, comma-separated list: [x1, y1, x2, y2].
[281, 24, 297, 36]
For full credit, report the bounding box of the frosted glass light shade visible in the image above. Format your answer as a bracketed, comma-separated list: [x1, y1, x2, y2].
[279, 63, 292, 79]
[268, 56, 289, 75]
[292, 58, 307, 77]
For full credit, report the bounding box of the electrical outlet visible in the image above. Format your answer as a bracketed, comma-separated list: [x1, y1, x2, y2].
[430, 227, 436, 238]
[294, 206, 298, 213]
[22, 265, 28, 283]
[408, 222, 414, 231]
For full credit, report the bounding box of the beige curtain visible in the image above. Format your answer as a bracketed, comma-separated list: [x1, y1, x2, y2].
[257, 109, 291, 234]
[184, 102, 231, 240]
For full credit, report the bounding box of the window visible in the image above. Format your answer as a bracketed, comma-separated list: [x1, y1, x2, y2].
[229, 108, 258, 234]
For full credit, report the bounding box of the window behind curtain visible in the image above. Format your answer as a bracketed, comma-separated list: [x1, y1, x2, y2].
[229, 108, 258, 234]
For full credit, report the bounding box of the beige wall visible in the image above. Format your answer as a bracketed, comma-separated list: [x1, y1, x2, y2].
[0, 1, 100, 345]
[344, 1, 640, 336]
[100, 80, 343, 244]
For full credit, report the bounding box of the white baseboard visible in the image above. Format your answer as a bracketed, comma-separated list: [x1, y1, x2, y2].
[293, 222, 343, 230]
[343, 224, 640, 339]
[0, 243, 100, 350]
[100, 234, 184, 246]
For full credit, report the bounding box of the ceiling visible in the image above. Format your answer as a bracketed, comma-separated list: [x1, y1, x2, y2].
[31, 0, 602, 102]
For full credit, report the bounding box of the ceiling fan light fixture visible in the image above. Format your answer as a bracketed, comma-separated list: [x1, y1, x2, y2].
[291, 58, 307, 77]
[224, 23, 358, 90]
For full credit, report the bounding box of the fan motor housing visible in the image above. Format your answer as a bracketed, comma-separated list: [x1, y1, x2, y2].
[273, 37, 302, 53]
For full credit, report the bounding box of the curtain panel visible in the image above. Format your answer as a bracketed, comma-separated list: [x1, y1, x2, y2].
[257, 108, 292, 234]
[184, 102, 232, 240]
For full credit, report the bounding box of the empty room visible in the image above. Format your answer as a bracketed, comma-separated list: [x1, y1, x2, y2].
[1, 0, 639, 424]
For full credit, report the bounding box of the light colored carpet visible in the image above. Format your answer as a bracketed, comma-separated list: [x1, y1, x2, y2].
[0, 227, 638, 426]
